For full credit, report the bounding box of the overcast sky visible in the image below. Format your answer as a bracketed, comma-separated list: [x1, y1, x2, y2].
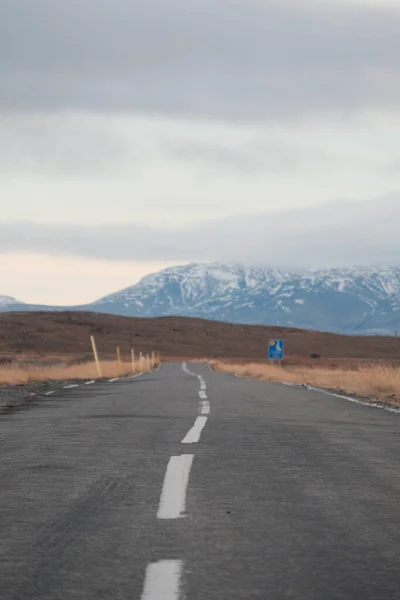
[1, 0, 400, 304]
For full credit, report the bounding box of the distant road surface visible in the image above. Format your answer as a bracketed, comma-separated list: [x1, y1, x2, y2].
[0, 363, 399, 599]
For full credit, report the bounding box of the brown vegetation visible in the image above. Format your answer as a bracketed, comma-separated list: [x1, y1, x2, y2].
[0, 360, 151, 385]
[211, 361, 400, 406]
[2, 311, 400, 402]
[1, 311, 400, 363]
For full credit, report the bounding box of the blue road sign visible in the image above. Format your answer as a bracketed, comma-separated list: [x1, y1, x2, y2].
[268, 339, 284, 361]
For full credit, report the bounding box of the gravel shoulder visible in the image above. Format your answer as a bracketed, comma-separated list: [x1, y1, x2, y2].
[0, 379, 89, 413]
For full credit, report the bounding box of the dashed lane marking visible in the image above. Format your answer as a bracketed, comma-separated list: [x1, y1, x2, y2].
[141, 560, 182, 600]
[157, 454, 194, 520]
[200, 400, 210, 415]
[182, 362, 211, 436]
[181, 416, 208, 444]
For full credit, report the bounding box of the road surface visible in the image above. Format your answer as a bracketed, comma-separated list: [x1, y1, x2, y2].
[0, 362, 399, 599]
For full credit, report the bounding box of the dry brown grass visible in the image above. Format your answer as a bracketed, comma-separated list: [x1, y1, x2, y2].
[0, 360, 153, 385]
[211, 361, 400, 406]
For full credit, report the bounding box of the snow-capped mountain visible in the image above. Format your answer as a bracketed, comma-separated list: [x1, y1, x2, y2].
[2, 263, 400, 334]
[90, 263, 400, 334]
[0, 295, 22, 307]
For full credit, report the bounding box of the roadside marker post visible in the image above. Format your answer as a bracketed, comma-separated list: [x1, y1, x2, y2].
[117, 346, 121, 375]
[140, 352, 144, 371]
[268, 339, 284, 366]
[131, 348, 135, 373]
[90, 335, 102, 378]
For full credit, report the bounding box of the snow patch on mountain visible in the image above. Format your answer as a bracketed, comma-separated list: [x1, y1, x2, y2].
[2, 263, 400, 334]
[0, 295, 22, 306]
[89, 262, 400, 334]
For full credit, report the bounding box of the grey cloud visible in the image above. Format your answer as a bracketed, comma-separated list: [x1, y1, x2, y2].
[1, 195, 399, 268]
[166, 137, 342, 173]
[384, 161, 400, 175]
[165, 139, 271, 173]
[1, 1, 400, 120]
[0, 112, 344, 180]
[0, 114, 133, 176]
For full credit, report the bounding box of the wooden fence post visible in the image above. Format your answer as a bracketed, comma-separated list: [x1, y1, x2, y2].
[90, 335, 102, 378]
[117, 346, 121, 375]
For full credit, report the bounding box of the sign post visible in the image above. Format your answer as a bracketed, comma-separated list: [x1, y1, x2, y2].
[268, 339, 284, 366]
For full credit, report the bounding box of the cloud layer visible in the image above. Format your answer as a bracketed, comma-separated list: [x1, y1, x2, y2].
[1, 195, 399, 268]
[1, 0, 400, 120]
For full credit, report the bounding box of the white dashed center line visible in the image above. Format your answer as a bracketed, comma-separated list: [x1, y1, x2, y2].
[181, 416, 208, 444]
[141, 560, 182, 600]
[200, 400, 210, 415]
[142, 363, 210, 598]
[181, 362, 211, 443]
[157, 454, 194, 520]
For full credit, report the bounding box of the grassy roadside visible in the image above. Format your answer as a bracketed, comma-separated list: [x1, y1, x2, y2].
[210, 361, 400, 407]
[0, 360, 153, 385]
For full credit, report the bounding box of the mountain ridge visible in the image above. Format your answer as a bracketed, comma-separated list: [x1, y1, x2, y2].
[2, 262, 400, 335]
[0, 296, 22, 306]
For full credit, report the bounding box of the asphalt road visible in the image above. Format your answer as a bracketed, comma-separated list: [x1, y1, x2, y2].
[0, 362, 399, 600]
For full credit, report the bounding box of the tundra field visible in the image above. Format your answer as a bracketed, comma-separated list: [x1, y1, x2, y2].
[1, 311, 400, 407]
